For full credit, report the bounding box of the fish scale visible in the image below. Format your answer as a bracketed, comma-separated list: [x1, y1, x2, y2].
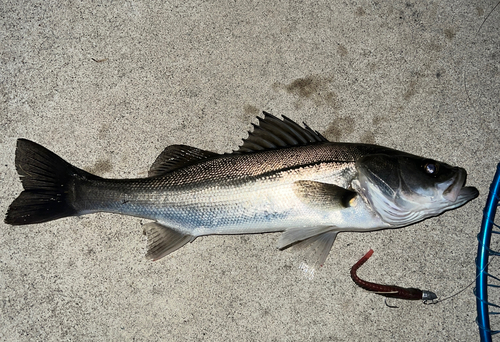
[74, 159, 360, 233]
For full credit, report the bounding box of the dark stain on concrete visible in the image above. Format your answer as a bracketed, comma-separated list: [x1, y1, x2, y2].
[372, 115, 386, 126]
[360, 131, 376, 144]
[271, 82, 281, 92]
[242, 104, 260, 123]
[244, 104, 260, 117]
[428, 42, 442, 52]
[87, 159, 112, 175]
[286, 77, 319, 98]
[355, 7, 366, 17]
[403, 79, 418, 100]
[323, 117, 355, 142]
[368, 62, 377, 73]
[98, 124, 113, 140]
[280, 75, 340, 109]
[337, 44, 348, 57]
[444, 28, 456, 40]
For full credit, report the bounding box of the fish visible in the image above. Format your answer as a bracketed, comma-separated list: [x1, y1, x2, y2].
[4, 112, 478, 273]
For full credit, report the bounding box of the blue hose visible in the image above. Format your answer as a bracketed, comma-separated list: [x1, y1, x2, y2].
[476, 163, 500, 342]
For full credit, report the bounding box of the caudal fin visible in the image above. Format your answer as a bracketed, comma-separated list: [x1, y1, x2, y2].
[5, 139, 89, 225]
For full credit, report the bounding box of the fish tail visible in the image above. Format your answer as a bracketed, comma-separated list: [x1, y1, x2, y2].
[5, 139, 92, 225]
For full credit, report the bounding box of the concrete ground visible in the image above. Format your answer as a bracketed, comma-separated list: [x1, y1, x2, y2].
[1, 1, 499, 341]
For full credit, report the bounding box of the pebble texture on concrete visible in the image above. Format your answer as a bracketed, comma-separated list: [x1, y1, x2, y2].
[1, 1, 499, 341]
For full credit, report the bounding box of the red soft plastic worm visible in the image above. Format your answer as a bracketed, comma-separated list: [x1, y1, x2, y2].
[350, 249, 437, 300]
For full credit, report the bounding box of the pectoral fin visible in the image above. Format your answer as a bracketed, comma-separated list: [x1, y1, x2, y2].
[293, 180, 357, 209]
[143, 222, 195, 261]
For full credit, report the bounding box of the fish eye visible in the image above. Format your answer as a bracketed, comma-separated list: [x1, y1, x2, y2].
[423, 161, 439, 175]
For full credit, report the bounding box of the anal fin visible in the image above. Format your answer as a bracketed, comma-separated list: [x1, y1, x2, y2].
[277, 226, 335, 249]
[143, 222, 194, 261]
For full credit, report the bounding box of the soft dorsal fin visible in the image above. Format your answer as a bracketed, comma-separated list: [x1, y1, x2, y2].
[235, 112, 329, 153]
[149, 145, 219, 177]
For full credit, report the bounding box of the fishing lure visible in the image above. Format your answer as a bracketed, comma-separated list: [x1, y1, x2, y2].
[350, 249, 437, 301]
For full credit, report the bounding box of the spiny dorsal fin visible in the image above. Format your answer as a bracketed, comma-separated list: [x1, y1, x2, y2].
[149, 145, 219, 177]
[235, 112, 329, 153]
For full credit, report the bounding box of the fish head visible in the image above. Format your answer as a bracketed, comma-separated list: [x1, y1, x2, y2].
[356, 153, 479, 227]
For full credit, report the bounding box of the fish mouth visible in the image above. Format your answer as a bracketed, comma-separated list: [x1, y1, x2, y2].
[443, 168, 479, 203]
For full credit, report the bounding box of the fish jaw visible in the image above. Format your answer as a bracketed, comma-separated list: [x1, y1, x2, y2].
[441, 168, 479, 205]
[444, 185, 479, 209]
[441, 168, 465, 202]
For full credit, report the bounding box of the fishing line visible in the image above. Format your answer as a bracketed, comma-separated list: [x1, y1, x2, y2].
[464, 0, 500, 96]
[423, 259, 495, 306]
[462, 2, 500, 341]
[476, 1, 500, 35]
[463, 0, 500, 141]
[381, 258, 498, 307]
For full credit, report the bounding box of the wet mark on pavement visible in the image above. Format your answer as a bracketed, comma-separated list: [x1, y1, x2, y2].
[337, 44, 348, 57]
[403, 79, 418, 100]
[360, 131, 376, 144]
[323, 117, 355, 142]
[244, 104, 260, 117]
[87, 159, 112, 175]
[444, 28, 456, 40]
[275, 75, 340, 110]
[355, 7, 366, 17]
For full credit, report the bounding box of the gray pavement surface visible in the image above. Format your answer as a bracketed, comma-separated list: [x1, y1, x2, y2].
[1, 1, 499, 341]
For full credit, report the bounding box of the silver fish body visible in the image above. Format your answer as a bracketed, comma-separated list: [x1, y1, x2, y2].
[76, 143, 387, 235]
[4, 113, 478, 269]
